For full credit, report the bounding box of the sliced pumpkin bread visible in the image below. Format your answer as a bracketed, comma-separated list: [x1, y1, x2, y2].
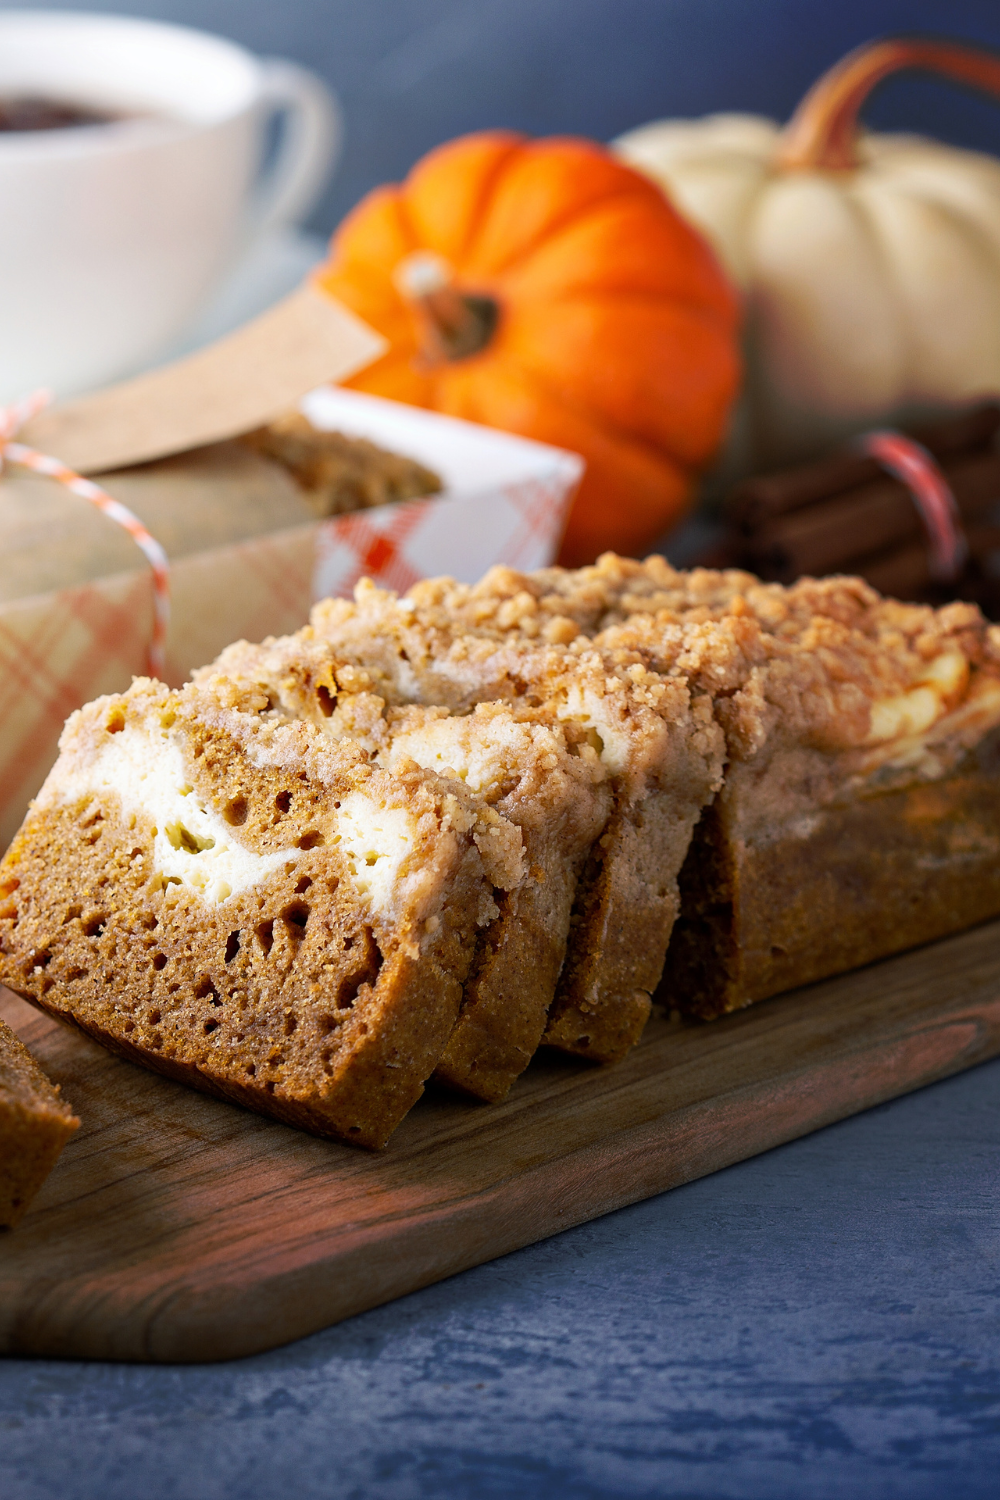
[310, 584, 727, 1063]
[0, 677, 521, 1148]
[413, 552, 1000, 1017]
[200, 632, 613, 1102]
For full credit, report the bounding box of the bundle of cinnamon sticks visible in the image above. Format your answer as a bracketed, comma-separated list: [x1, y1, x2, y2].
[705, 404, 1000, 616]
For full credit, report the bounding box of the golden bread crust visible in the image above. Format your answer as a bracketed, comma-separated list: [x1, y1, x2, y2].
[393, 556, 1000, 759]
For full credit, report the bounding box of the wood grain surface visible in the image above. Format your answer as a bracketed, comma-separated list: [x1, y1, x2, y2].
[3, 919, 1000, 1365]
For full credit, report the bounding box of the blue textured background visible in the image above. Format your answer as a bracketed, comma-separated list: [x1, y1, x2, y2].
[4, 4, 1000, 1496]
[7, 0, 1000, 232]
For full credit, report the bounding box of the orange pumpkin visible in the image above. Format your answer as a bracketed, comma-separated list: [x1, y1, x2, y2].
[315, 131, 741, 566]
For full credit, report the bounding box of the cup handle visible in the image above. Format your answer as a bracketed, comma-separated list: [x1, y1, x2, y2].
[244, 59, 342, 243]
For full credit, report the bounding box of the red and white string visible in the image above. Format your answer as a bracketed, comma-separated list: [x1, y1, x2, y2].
[0, 391, 170, 677]
[859, 429, 969, 584]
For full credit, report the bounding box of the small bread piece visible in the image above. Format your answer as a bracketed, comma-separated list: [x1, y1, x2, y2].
[201, 632, 612, 1102]
[310, 584, 726, 1063]
[0, 1018, 79, 1229]
[243, 411, 442, 518]
[0, 678, 520, 1148]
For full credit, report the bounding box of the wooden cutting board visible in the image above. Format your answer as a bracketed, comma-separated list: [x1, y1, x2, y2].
[3, 919, 1000, 1365]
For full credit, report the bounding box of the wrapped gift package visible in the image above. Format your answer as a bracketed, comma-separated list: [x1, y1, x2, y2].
[0, 385, 581, 850]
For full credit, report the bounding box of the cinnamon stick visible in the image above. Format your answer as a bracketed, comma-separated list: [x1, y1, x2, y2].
[705, 401, 1000, 617]
[738, 450, 1000, 582]
[728, 403, 1000, 528]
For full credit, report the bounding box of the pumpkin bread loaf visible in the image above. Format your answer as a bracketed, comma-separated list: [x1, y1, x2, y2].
[0, 677, 521, 1148]
[398, 553, 1000, 1017]
[7, 550, 991, 1151]
[310, 584, 727, 1063]
[199, 632, 612, 1102]
[0, 1018, 79, 1228]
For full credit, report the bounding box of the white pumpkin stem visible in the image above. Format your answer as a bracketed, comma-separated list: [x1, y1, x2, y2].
[777, 36, 1000, 171]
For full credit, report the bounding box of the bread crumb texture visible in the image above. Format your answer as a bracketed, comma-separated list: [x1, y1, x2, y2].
[242, 412, 442, 518]
[308, 580, 730, 1068]
[354, 554, 1000, 771]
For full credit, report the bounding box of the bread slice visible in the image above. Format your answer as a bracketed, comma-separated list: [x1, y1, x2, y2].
[594, 578, 1000, 1015]
[0, 1017, 79, 1228]
[0, 677, 521, 1148]
[310, 585, 726, 1063]
[200, 632, 613, 1101]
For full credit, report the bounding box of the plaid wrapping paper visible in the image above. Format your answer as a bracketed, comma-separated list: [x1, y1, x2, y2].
[0, 438, 578, 850]
[0, 524, 318, 850]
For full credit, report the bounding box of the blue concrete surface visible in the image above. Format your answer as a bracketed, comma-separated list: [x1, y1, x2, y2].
[2, 1056, 999, 1500]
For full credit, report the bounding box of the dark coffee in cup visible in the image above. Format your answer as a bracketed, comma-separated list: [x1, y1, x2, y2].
[0, 96, 126, 132]
[0, 10, 339, 400]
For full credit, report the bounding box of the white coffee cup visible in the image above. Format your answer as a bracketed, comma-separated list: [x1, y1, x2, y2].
[0, 10, 341, 402]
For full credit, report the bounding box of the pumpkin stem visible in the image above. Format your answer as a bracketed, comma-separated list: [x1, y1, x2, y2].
[394, 252, 499, 365]
[777, 36, 1000, 171]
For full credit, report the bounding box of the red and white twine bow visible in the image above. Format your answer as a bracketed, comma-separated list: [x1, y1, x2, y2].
[858, 429, 969, 584]
[0, 391, 170, 678]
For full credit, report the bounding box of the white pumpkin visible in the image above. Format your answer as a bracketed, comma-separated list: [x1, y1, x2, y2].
[615, 38, 1000, 472]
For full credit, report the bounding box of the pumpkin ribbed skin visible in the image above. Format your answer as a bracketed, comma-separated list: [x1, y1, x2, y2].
[315, 132, 740, 565]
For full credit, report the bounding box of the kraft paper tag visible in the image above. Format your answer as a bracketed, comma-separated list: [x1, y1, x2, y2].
[19, 285, 386, 475]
